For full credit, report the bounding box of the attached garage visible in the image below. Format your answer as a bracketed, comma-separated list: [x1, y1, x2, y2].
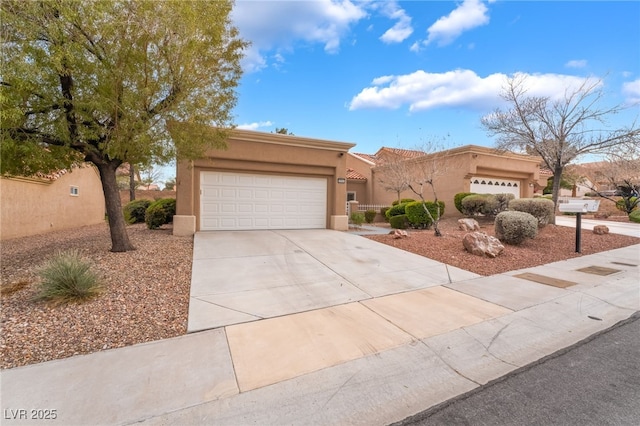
[470, 177, 521, 198]
[200, 171, 327, 230]
[174, 129, 355, 235]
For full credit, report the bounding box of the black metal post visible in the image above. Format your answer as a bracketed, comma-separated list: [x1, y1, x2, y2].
[575, 212, 582, 253]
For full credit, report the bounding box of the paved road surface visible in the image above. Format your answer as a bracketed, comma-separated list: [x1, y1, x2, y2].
[395, 312, 640, 426]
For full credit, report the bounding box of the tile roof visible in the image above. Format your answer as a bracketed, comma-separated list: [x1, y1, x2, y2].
[351, 152, 378, 164]
[377, 147, 425, 159]
[346, 168, 367, 180]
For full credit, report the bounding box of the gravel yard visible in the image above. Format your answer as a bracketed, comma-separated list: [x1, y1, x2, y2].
[1, 216, 638, 370]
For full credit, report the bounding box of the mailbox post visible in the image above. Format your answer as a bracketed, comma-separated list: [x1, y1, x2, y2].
[558, 200, 600, 253]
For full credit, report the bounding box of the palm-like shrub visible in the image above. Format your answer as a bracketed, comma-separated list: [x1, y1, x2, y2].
[35, 250, 103, 304]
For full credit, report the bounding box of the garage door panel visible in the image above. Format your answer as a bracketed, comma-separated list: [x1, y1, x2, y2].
[470, 176, 520, 198]
[200, 171, 327, 230]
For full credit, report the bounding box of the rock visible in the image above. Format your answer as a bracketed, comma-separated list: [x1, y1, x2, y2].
[463, 232, 504, 258]
[593, 225, 609, 235]
[390, 229, 409, 239]
[458, 218, 480, 231]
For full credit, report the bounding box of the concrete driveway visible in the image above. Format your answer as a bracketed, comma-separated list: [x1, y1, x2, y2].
[188, 229, 480, 332]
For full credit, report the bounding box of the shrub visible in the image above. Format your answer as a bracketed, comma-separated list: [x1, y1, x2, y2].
[35, 250, 103, 304]
[385, 202, 409, 219]
[461, 194, 498, 216]
[380, 207, 390, 222]
[123, 199, 151, 224]
[508, 198, 555, 227]
[389, 214, 409, 229]
[629, 210, 640, 223]
[364, 209, 377, 224]
[145, 198, 176, 229]
[391, 198, 415, 206]
[495, 211, 538, 245]
[494, 193, 515, 214]
[616, 197, 638, 213]
[405, 201, 445, 228]
[454, 192, 475, 214]
[350, 212, 365, 227]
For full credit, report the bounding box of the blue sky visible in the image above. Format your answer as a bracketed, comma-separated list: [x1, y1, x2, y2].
[229, 0, 640, 156]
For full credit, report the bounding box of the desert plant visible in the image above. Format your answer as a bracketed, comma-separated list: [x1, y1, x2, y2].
[508, 198, 555, 227]
[350, 212, 365, 228]
[364, 209, 377, 224]
[405, 201, 446, 229]
[389, 214, 409, 229]
[391, 198, 415, 206]
[494, 211, 538, 245]
[454, 192, 475, 214]
[629, 209, 640, 223]
[385, 202, 410, 219]
[35, 250, 103, 304]
[461, 194, 498, 216]
[123, 199, 152, 224]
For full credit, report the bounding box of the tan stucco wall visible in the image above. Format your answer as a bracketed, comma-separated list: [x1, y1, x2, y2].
[370, 146, 542, 217]
[176, 129, 355, 231]
[1, 165, 105, 240]
[346, 153, 374, 204]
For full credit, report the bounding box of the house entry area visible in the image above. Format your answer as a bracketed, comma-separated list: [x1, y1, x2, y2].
[200, 171, 327, 231]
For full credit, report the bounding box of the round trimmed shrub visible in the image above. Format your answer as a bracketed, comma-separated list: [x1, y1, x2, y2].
[145, 198, 176, 229]
[123, 199, 151, 224]
[495, 211, 538, 245]
[392, 198, 415, 206]
[629, 209, 640, 223]
[380, 207, 390, 222]
[385, 202, 409, 219]
[405, 201, 445, 228]
[364, 209, 377, 224]
[508, 198, 555, 227]
[350, 212, 365, 227]
[454, 192, 475, 214]
[461, 194, 498, 217]
[389, 214, 409, 229]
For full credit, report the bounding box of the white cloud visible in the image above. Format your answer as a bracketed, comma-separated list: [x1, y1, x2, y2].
[349, 70, 599, 112]
[622, 78, 640, 104]
[423, 0, 491, 47]
[232, 0, 367, 72]
[565, 59, 587, 68]
[378, 2, 413, 44]
[237, 121, 274, 131]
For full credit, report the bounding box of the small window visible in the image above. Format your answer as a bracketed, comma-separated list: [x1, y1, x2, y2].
[70, 186, 79, 196]
[347, 191, 356, 201]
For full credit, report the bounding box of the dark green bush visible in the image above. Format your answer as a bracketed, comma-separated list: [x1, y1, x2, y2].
[495, 211, 538, 245]
[405, 201, 445, 228]
[391, 198, 415, 206]
[461, 194, 498, 216]
[145, 198, 176, 229]
[123, 199, 151, 224]
[35, 250, 103, 304]
[380, 207, 390, 222]
[629, 209, 640, 223]
[385, 202, 409, 219]
[364, 209, 377, 224]
[616, 196, 638, 213]
[389, 214, 409, 229]
[508, 198, 555, 227]
[454, 192, 475, 214]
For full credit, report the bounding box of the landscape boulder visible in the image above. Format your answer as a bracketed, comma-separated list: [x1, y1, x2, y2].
[390, 229, 409, 239]
[463, 232, 504, 258]
[593, 225, 609, 235]
[458, 218, 480, 231]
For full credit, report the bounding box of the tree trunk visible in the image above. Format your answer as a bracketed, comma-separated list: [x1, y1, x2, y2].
[96, 161, 135, 252]
[550, 165, 564, 225]
[129, 163, 136, 201]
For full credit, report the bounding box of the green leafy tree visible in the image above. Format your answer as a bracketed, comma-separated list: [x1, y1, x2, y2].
[482, 75, 639, 224]
[1, 0, 247, 251]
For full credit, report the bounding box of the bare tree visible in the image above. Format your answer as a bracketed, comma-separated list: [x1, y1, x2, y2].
[482, 75, 640, 223]
[587, 150, 640, 214]
[376, 158, 411, 202]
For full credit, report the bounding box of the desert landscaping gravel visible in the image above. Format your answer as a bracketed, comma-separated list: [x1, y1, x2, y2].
[1, 216, 638, 370]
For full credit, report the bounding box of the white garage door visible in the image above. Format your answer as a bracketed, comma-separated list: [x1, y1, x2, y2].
[200, 171, 327, 230]
[470, 177, 521, 198]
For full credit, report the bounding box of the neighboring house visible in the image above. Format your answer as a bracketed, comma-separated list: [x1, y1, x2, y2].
[347, 145, 546, 216]
[1, 164, 105, 240]
[174, 129, 355, 235]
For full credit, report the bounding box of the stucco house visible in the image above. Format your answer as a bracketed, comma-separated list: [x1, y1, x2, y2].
[0, 164, 106, 240]
[173, 129, 355, 235]
[347, 145, 547, 216]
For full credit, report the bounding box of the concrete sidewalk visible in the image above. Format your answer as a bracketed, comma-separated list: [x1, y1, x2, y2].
[555, 215, 640, 237]
[1, 236, 638, 425]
